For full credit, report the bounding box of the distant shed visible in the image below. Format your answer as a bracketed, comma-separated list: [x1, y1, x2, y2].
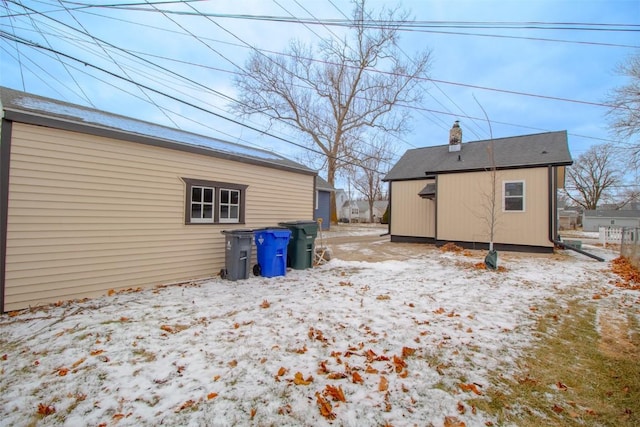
[582, 210, 640, 232]
[0, 87, 315, 311]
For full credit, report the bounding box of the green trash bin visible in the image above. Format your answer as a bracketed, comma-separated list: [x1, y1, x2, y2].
[278, 220, 319, 269]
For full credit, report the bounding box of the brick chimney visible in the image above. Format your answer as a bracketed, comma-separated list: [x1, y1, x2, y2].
[449, 120, 462, 152]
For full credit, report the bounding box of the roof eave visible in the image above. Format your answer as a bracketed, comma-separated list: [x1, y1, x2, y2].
[385, 161, 573, 182]
[4, 108, 316, 176]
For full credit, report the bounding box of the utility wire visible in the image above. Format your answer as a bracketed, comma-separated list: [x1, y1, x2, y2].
[5, 0, 411, 166]
[57, 0, 181, 127]
[7, 0, 628, 112]
[2, 30, 389, 174]
[55, 7, 640, 32]
[1, 0, 632, 153]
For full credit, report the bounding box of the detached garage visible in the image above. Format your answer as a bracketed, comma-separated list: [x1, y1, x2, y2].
[0, 87, 316, 311]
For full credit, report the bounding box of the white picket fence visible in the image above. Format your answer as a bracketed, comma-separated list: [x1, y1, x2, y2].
[599, 226, 624, 245]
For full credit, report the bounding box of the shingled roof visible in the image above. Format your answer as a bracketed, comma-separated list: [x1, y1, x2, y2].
[384, 131, 572, 181]
[0, 86, 314, 175]
[315, 176, 335, 192]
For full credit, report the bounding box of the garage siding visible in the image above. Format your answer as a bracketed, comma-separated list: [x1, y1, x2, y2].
[4, 123, 313, 310]
[390, 179, 436, 238]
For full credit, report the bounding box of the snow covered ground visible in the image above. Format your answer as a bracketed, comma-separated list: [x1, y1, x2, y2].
[0, 230, 634, 427]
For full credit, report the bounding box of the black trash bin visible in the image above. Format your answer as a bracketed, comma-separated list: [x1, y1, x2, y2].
[220, 229, 253, 280]
[278, 220, 319, 269]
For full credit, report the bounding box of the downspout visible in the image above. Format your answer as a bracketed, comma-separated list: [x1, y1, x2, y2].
[381, 181, 391, 236]
[548, 166, 555, 243]
[0, 118, 13, 312]
[434, 175, 438, 243]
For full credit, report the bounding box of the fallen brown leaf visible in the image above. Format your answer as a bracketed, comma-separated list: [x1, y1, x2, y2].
[315, 392, 336, 420]
[324, 384, 346, 402]
[458, 383, 483, 395]
[444, 415, 466, 427]
[293, 372, 313, 386]
[379, 376, 389, 392]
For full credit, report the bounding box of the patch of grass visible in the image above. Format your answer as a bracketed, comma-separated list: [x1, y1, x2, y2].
[469, 299, 640, 426]
[132, 348, 157, 363]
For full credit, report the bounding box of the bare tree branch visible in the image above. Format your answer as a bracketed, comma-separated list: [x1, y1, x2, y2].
[564, 144, 620, 210]
[606, 53, 640, 167]
[231, 0, 431, 221]
[347, 136, 393, 222]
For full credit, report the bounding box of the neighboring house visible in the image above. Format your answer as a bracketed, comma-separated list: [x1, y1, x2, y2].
[335, 189, 349, 221]
[0, 87, 316, 312]
[351, 200, 389, 223]
[314, 176, 334, 230]
[383, 122, 573, 252]
[558, 208, 579, 230]
[333, 188, 387, 223]
[582, 210, 640, 232]
[372, 200, 389, 223]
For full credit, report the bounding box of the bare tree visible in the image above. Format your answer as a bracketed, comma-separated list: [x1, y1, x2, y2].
[564, 144, 620, 210]
[231, 0, 431, 221]
[473, 97, 499, 268]
[607, 54, 640, 166]
[347, 137, 393, 223]
[615, 186, 640, 210]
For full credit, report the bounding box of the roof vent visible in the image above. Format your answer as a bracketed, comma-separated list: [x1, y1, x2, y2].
[449, 120, 462, 152]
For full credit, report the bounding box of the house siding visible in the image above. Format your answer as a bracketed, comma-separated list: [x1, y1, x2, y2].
[4, 123, 312, 311]
[390, 179, 436, 238]
[582, 216, 640, 232]
[314, 190, 331, 230]
[436, 168, 551, 247]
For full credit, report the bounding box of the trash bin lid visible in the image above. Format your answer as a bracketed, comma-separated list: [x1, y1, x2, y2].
[279, 220, 317, 226]
[221, 229, 254, 235]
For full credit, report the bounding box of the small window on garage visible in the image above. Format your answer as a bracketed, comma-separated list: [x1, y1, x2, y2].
[190, 186, 214, 223]
[504, 181, 525, 212]
[219, 188, 241, 223]
[182, 178, 247, 225]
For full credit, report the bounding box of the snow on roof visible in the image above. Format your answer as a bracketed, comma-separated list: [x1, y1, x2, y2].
[0, 86, 313, 174]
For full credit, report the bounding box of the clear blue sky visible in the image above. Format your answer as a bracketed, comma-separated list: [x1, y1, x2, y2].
[1, 0, 639, 188]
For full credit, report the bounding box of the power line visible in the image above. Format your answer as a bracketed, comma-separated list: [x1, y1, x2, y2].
[2, 0, 633, 165]
[8, 0, 628, 112]
[4, 0, 412, 170]
[54, 6, 640, 32]
[2, 30, 392, 175]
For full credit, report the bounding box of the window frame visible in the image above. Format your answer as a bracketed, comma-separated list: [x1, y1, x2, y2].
[219, 188, 241, 224]
[189, 185, 215, 223]
[503, 180, 525, 212]
[182, 178, 247, 225]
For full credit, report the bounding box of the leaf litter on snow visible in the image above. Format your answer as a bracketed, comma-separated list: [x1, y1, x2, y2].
[0, 239, 624, 426]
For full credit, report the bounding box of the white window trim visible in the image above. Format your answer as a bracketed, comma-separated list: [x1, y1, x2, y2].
[182, 178, 248, 225]
[219, 188, 240, 223]
[190, 185, 215, 223]
[503, 180, 525, 212]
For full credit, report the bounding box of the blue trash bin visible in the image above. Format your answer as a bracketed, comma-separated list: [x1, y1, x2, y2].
[253, 228, 291, 278]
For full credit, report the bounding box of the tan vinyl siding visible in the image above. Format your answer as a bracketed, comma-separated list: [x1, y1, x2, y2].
[557, 166, 566, 188]
[4, 123, 313, 311]
[390, 179, 435, 238]
[436, 168, 551, 247]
